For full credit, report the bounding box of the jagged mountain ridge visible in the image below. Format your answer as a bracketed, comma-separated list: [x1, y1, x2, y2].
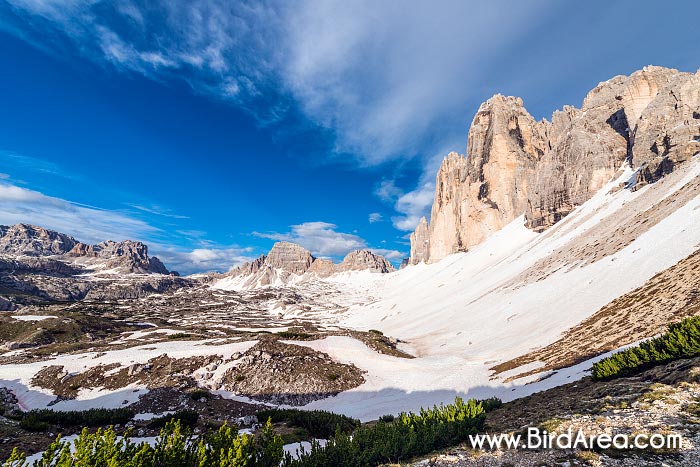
[410, 65, 700, 264]
[0, 224, 170, 275]
[213, 241, 395, 291]
[0, 224, 189, 308]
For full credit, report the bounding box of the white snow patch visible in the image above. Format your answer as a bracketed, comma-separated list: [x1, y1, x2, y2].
[0, 339, 257, 411]
[10, 315, 58, 321]
[284, 440, 327, 459]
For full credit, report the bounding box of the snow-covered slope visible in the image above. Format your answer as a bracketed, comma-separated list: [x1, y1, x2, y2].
[295, 156, 700, 420]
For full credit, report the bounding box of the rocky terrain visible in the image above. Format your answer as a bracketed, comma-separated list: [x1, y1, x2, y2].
[410, 66, 700, 264]
[0, 225, 407, 458]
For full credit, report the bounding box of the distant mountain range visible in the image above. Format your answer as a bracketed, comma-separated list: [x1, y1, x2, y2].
[0, 223, 396, 308]
[211, 241, 395, 291]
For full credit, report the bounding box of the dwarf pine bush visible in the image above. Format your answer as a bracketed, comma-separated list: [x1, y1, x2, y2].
[280, 397, 487, 467]
[592, 316, 700, 380]
[2, 419, 284, 467]
[3, 397, 494, 467]
[18, 408, 134, 432]
[255, 409, 360, 439]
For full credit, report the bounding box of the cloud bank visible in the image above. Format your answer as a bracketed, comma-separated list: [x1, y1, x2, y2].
[3, 0, 549, 165]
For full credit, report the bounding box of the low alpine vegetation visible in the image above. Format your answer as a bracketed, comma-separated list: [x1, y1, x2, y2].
[3, 419, 284, 467]
[255, 408, 360, 439]
[283, 397, 488, 466]
[147, 410, 199, 430]
[592, 316, 700, 380]
[17, 408, 134, 432]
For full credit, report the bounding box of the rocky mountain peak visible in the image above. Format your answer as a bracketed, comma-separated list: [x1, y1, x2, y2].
[409, 65, 700, 265]
[338, 250, 395, 273]
[265, 242, 315, 275]
[0, 224, 79, 256]
[96, 240, 169, 275]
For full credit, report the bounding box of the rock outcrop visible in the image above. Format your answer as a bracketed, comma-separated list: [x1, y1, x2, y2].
[525, 65, 685, 231]
[410, 66, 700, 264]
[306, 258, 336, 277]
[0, 224, 78, 256]
[216, 242, 395, 290]
[337, 250, 394, 274]
[265, 242, 315, 275]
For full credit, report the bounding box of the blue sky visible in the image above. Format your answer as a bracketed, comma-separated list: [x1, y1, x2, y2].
[0, 0, 698, 273]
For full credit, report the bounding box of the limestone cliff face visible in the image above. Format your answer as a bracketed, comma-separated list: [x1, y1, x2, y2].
[265, 242, 315, 275]
[630, 71, 700, 186]
[526, 66, 683, 231]
[425, 95, 546, 262]
[410, 95, 546, 264]
[306, 258, 336, 277]
[410, 66, 700, 264]
[409, 217, 430, 265]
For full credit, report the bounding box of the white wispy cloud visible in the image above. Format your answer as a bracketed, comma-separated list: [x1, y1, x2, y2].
[0, 182, 157, 244]
[375, 173, 436, 232]
[374, 180, 403, 203]
[0, 150, 80, 180]
[368, 212, 383, 224]
[376, 148, 454, 231]
[4, 0, 552, 165]
[392, 182, 436, 231]
[129, 204, 190, 219]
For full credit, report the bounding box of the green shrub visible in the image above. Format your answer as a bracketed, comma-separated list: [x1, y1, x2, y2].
[147, 410, 199, 430]
[255, 409, 360, 439]
[281, 397, 487, 466]
[167, 332, 191, 339]
[189, 389, 211, 401]
[19, 408, 134, 432]
[479, 397, 503, 412]
[592, 316, 700, 380]
[6, 399, 494, 467]
[4, 419, 284, 467]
